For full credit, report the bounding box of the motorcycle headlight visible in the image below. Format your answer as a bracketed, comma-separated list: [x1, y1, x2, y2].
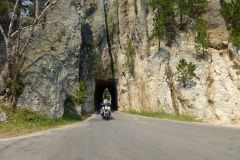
[107, 107, 111, 110]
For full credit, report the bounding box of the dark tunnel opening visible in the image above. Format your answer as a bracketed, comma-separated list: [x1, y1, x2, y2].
[94, 79, 118, 112]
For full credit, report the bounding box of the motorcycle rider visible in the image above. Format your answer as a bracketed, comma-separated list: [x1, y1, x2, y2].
[103, 88, 111, 104]
[100, 88, 112, 115]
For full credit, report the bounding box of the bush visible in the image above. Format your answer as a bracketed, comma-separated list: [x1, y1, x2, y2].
[0, 0, 9, 15]
[124, 40, 135, 74]
[177, 58, 197, 88]
[195, 18, 209, 60]
[221, 1, 240, 47]
[150, 0, 176, 47]
[70, 81, 87, 105]
[7, 79, 24, 96]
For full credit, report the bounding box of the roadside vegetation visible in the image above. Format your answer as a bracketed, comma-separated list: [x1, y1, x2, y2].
[177, 58, 198, 88]
[0, 101, 90, 138]
[69, 80, 87, 105]
[126, 109, 200, 122]
[221, 0, 240, 47]
[0, 0, 59, 108]
[150, 0, 208, 52]
[124, 40, 135, 75]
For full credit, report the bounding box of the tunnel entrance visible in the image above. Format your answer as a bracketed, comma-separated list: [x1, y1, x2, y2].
[94, 79, 118, 112]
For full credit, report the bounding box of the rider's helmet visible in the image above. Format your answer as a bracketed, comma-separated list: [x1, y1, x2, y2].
[103, 88, 111, 102]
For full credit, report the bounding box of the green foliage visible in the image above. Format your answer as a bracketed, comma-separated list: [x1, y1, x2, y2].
[150, 0, 208, 43]
[9, 79, 24, 95]
[55, 30, 66, 42]
[70, 81, 87, 105]
[134, 1, 138, 15]
[0, 0, 17, 15]
[124, 40, 135, 74]
[0, 102, 90, 137]
[208, 99, 214, 104]
[93, 56, 102, 76]
[177, 58, 197, 88]
[0, 1, 8, 15]
[150, 0, 176, 47]
[46, 30, 66, 50]
[194, 18, 209, 60]
[221, 0, 240, 46]
[84, 41, 96, 50]
[175, 0, 207, 30]
[150, 0, 208, 55]
[126, 109, 200, 122]
[107, 14, 114, 34]
[175, 0, 188, 29]
[187, 0, 208, 19]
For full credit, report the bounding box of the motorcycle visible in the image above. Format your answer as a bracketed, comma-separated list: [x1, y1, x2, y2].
[100, 103, 112, 120]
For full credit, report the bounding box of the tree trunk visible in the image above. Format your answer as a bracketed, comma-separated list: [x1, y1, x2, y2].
[179, 5, 184, 31]
[0, 63, 9, 95]
[158, 32, 161, 51]
[180, 13, 183, 30]
[183, 78, 187, 88]
[35, 0, 39, 18]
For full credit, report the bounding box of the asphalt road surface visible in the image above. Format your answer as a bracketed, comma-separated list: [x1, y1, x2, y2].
[0, 112, 240, 160]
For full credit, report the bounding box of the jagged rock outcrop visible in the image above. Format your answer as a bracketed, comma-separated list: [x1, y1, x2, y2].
[0, 0, 240, 124]
[17, 0, 83, 118]
[99, 0, 240, 124]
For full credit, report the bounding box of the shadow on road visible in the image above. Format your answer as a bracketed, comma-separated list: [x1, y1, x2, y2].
[92, 112, 116, 121]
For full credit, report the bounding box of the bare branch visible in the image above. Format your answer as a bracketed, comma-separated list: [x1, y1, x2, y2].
[11, 20, 64, 38]
[19, 0, 58, 55]
[11, 25, 33, 38]
[0, 25, 9, 46]
[35, 0, 39, 18]
[42, 21, 65, 25]
[8, 0, 20, 39]
[38, 0, 58, 22]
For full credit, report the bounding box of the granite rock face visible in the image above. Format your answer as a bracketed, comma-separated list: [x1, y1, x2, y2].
[17, 0, 83, 118]
[97, 0, 240, 124]
[0, 0, 240, 124]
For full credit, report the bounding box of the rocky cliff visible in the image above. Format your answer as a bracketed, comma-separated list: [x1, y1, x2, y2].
[1, 0, 240, 124]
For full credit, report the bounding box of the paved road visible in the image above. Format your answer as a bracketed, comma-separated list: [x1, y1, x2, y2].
[0, 112, 240, 160]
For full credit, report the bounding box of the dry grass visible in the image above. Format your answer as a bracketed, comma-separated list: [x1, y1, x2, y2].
[126, 109, 200, 122]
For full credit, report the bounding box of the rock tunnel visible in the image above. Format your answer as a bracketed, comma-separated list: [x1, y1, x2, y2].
[94, 79, 118, 112]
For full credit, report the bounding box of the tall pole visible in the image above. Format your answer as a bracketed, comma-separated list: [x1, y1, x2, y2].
[103, 0, 115, 79]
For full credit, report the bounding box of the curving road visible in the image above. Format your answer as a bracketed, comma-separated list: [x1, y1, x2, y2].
[0, 112, 240, 160]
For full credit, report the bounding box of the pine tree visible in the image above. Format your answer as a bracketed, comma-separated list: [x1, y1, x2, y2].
[150, 0, 176, 49]
[175, 0, 208, 30]
[125, 40, 135, 75]
[177, 58, 197, 88]
[221, 0, 240, 47]
[175, 0, 188, 30]
[187, 0, 208, 19]
[194, 18, 209, 60]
